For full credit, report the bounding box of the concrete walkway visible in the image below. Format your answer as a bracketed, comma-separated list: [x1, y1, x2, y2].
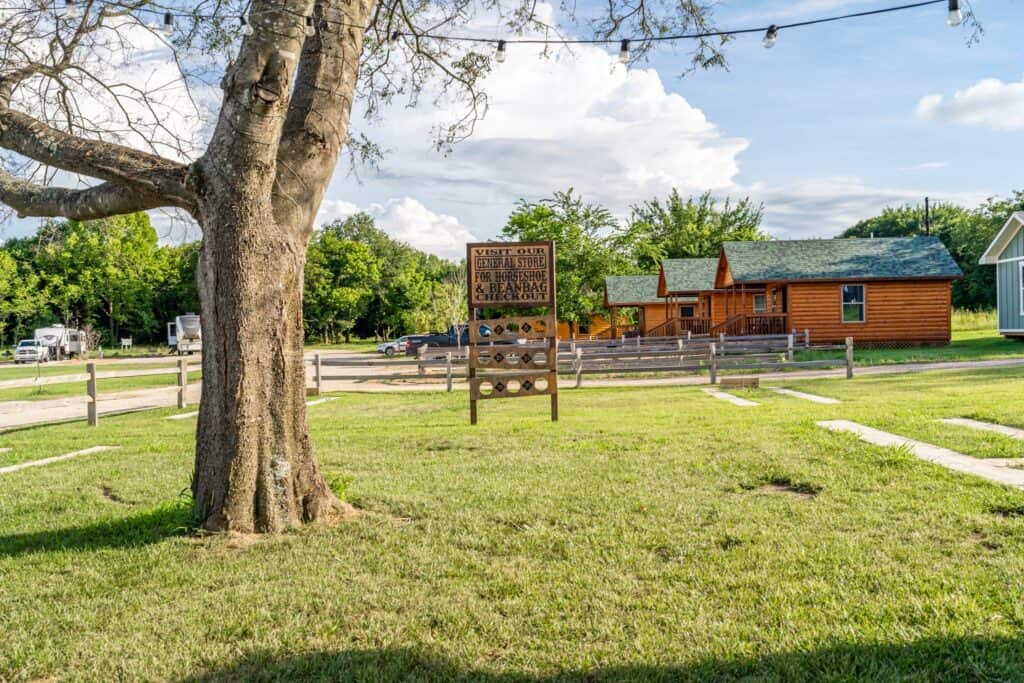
[941, 418, 1024, 441]
[702, 388, 758, 407]
[0, 446, 118, 475]
[767, 387, 841, 404]
[818, 419, 1024, 489]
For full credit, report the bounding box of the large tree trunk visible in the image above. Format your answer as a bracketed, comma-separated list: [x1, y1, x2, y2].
[191, 199, 343, 533]
[187, 0, 370, 533]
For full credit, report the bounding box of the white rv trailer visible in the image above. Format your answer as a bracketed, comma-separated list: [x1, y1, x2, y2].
[33, 324, 87, 360]
[170, 313, 202, 354]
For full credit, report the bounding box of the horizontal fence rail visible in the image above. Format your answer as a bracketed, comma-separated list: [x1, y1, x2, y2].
[306, 333, 853, 392]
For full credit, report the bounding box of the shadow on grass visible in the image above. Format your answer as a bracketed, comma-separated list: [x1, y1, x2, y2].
[183, 637, 1024, 682]
[0, 502, 193, 557]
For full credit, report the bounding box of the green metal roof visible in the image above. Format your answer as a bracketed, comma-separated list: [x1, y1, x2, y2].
[660, 258, 720, 293]
[604, 275, 662, 305]
[721, 236, 963, 283]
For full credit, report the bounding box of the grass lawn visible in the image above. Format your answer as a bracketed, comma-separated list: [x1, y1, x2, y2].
[3, 369, 1024, 680]
[796, 327, 1024, 366]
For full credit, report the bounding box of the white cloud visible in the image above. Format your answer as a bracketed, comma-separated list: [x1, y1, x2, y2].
[905, 161, 948, 171]
[916, 77, 1024, 131]
[340, 36, 748, 229]
[315, 197, 476, 260]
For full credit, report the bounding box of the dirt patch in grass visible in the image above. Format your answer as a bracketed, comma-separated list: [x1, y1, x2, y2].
[967, 531, 1001, 551]
[757, 483, 818, 500]
[100, 485, 135, 505]
[742, 474, 822, 499]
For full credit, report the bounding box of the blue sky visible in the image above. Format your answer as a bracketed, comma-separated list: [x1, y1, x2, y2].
[310, 0, 1024, 257]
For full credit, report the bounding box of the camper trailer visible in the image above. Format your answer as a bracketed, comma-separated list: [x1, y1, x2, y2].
[169, 313, 202, 354]
[33, 324, 87, 360]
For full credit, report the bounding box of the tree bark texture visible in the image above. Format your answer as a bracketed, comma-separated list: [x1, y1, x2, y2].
[187, 0, 373, 533]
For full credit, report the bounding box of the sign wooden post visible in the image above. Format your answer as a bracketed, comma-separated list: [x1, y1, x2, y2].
[466, 241, 558, 424]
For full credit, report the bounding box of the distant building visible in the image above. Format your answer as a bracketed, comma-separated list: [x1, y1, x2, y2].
[980, 212, 1024, 338]
[604, 236, 963, 345]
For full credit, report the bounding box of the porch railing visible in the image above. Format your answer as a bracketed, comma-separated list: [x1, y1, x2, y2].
[647, 316, 713, 338]
[710, 313, 788, 337]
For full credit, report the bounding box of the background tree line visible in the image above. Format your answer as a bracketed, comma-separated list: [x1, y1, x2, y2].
[1, 189, 1017, 347]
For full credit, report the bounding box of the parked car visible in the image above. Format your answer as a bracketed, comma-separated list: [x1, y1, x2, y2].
[405, 324, 494, 357]
[377, 336, 412, 357]
[14, 339, 47, 364]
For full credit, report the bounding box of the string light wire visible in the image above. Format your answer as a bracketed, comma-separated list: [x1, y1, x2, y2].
[52, 0, 957, 50]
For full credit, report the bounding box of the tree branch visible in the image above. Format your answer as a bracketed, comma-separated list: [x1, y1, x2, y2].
[0, 168, 191, 220]
[0, 107, 192, 205]
[272, 0, 374, 233]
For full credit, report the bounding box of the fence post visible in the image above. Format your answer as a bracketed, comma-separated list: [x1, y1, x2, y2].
[719, 332, 726, 353]
[845, 337, 854, 379]
[786, 333, 794, 362]
[445, 352, 453, 392]
[687, 330, 692, 341]
[677, 338, 684, 367]
[805, 328, 811, 349]
[708, 342, 718, 385]
[620, 334, 625, 346]
[86, 362, 98, 426]
[574, 348, 584, 388]
[314, 353, 322, 396]
[177, 358, 188, 409]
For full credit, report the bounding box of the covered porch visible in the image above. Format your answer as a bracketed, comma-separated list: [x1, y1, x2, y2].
[711, 282, 790, 336]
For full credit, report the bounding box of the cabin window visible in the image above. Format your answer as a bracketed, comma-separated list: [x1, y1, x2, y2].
[842, 284, 866, 323]
[753, 294, 767, 313]
[679, 304, 695, 318]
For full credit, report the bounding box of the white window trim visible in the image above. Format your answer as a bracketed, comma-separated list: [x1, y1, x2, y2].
[841, 284, 866, 324]
[1019, 261, 1024, 317]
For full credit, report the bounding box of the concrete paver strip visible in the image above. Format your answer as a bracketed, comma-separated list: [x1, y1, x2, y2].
[767, 387, 841, 404]
[818, 419, 1024, 489]
[0, 446, 119, 475]
[0, 447, 9, 453]
[166, 411, 199, 420]
[306, 397, 337, 407]
[941, 418, 1024, 441]
[702, 388, 758, 407]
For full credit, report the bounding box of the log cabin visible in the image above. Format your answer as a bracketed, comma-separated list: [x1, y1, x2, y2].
[604, 236, 963, 344]
[979, 212, 1024, 338]
[714, 236, 962, 344]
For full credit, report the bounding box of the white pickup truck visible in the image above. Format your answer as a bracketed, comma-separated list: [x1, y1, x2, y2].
[14, 339, 47, 364]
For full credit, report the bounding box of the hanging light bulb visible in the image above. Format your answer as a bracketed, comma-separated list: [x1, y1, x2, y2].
[60, 0, 78, 19]
[947, 0, 962, 26]
[304, 15, 316, 37]
[619, 39, 630, 64]
[762, 24, 778, 48]
[389, 31, 401, 47]
[496, 40, 506, 63]
[162, 12, 174, 36]
[240, 16, 253, 36]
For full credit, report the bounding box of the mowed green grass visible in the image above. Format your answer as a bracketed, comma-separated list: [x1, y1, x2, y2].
[3, 370, 1024, 680]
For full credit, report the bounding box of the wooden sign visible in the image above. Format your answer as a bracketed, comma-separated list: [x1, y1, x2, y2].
[467, 241, 558, 425]
[467, 241, 555, 309]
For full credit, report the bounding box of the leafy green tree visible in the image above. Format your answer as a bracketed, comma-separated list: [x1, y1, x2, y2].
[502, 189, 625, 332]
[0, 251, 48, 348]
[320, 213, 457, 338]
[839, 200, 1015, 310]
[304, 230, 382, 342]
[617, 190, 768, 271]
